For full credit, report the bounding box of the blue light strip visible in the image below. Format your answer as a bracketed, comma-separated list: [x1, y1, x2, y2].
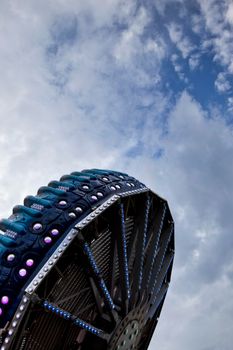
[120, 204, 130, 299]
[147, 204, 167, 289]
[43, 301, 71, 320]
[99, 279, 115, 309]
[83, 242, 115, 310]
[138, 196, 150, 290]
[83, 242, 100, 275]
[42, 301, 102, 336]
[74, 318, 101, 335]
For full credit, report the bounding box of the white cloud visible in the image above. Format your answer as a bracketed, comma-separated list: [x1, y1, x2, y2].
[215, 72, 231, 92]
[197, 0, 233, 73]
[125, 92, 233, 350]
[226, 2, 233, 25]
[189, 54, 201, 70]
[228, 96, 233, 110]
[171, 54, 188, 82]
[167, 22, 195, 59]
[113, 6, 166, 87]
[113, 6, 150, 64]
[0, 1, 157, 215]
[191, 14, 204, 34]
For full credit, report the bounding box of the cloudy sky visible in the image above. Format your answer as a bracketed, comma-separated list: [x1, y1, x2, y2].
[0, 0, 233, 349]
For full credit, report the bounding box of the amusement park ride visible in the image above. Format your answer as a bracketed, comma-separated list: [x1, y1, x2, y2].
[0, 169, 174, 349]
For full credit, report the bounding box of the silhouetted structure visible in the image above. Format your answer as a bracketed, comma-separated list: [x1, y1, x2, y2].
[0, 169, 174, 349]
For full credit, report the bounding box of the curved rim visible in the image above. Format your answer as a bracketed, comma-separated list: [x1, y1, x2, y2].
[0, 170, 174, 350]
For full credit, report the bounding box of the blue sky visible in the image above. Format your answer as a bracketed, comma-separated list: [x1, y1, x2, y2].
[0, 1, 233, 349]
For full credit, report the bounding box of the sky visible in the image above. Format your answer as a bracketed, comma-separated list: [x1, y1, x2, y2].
[0, 0, 233, 349]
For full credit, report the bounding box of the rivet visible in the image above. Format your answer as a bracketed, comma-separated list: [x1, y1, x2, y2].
[82, 185, 89, 190]
[102, 177, 109, 181]
[97, 192, 103, 197]
[91, 195, 98, 201]
[68, 212, 76, 219]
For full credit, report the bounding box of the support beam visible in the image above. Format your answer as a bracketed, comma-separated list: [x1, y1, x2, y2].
[142, 202, 167, 291]
[42, 300, 108, 340]
[109, 202, 130, 315]
[150, 252, 174, 300]
[147, 224, 174, 294]
[78, 235, 116, 312]
[130, 194, 150, 308]
[148, 283, 169, 318]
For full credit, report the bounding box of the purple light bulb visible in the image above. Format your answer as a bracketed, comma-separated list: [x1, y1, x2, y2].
[19, 269, 27, 277]
[1, 296, 9, 305]
[26, 259, 34, 267]
[33, 223, 42, 231]
[51, 228, 59, 236]
[59, 200, 67, 206]
[44, 236, 52, 244]
[0, 307, 3, 316]
[7, 254, 15, 262]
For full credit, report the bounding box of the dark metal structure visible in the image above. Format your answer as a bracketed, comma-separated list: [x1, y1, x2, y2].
[0, 169, 174, 349]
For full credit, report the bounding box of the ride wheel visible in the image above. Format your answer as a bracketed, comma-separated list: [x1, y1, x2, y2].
[0, 169, 174, 350]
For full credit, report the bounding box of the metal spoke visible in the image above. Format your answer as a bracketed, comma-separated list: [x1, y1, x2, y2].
[117, 202, 130, 314]
[108, 201, 130, 315]
[42, 300, 108, 340]
[109, 231, 118, 297]
[130, 194, 150, 307]
[148, 283, 169, 318]
[77, 232, 116, 314]
[147, 224, 174, 294]
[142, 202, 167, 291]
[150, 251, 174, 301]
